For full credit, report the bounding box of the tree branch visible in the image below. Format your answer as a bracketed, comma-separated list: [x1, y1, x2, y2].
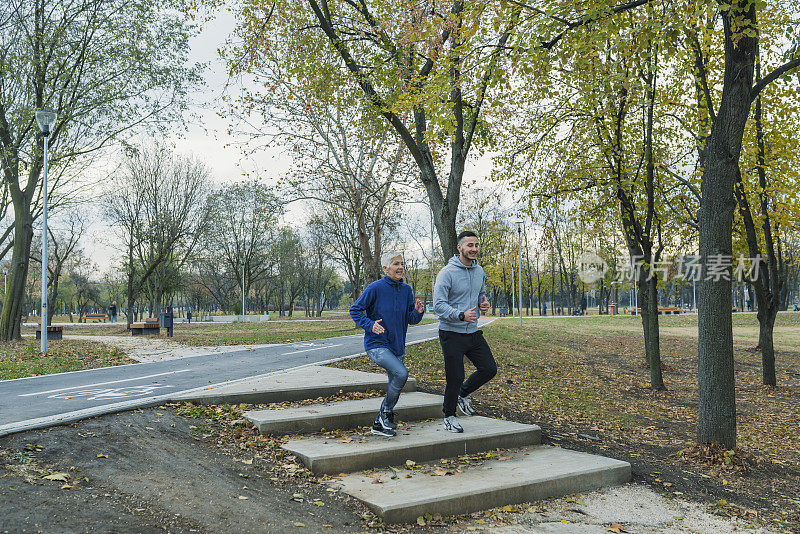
[750, 57, 800, 101]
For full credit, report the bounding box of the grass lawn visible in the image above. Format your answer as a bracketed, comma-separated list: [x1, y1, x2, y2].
[0, 339, 134, 380]
[167, 318, 437, 346]
[26, 318, 438, 346]
[331, 313, 800, 531]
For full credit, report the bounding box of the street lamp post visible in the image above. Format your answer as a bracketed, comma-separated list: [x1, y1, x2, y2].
[240, 257, 246, 321]
[633, 261, 638, 316]
[35, 109, 57, 353]
[610, 280, 616, 315]
[516, 221, 523, 326]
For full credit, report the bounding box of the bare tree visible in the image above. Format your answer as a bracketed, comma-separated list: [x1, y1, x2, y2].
[30, 213, 84, 325]
[106, 145, 210, 328]
[227, 59, 415, 284]
[204, 180, 281, 306]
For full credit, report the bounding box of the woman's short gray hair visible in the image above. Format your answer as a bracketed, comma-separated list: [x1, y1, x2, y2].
[380, 251, 404, 267]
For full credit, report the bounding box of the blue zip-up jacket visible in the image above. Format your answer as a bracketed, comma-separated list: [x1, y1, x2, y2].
[434, 255, 487, 333]
[350, 276, 424, 356]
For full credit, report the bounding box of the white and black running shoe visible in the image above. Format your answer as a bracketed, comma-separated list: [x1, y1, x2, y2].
[383, 411, 398, 429]
[443, 416, 463, 433]
[371, 421, 396, 437]
[376, 410, 397, 430]
[457, 395, 476, 416]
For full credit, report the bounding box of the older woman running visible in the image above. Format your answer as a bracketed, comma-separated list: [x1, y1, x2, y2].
[350, 252, 425, 437]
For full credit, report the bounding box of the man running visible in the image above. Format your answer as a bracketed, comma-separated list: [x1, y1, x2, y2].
[433, 231, 495, 433]
[350, 252, 425, 437]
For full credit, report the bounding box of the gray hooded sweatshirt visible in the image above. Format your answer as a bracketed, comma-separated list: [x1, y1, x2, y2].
[434, 255, 487, 333]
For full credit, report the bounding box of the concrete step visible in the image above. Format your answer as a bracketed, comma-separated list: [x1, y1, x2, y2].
[175, 365, 416, 405]
[283, 416, 541, 475]
[333, 445, 631, 523]
[244, 392, 443, 435]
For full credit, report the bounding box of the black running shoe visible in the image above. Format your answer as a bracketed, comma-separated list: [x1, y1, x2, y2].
[371, 421, 396, 437]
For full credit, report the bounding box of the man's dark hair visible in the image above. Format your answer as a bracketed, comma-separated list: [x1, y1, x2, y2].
[457, 230, 477, 244]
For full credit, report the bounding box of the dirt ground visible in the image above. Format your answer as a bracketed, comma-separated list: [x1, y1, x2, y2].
[0, 409, 373, 533]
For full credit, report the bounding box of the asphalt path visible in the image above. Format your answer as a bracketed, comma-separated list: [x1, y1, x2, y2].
[0, 319, 492, 437]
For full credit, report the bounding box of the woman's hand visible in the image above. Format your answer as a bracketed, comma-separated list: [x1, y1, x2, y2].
[415, 298, 424, 314]
[371, 319, 385, 335]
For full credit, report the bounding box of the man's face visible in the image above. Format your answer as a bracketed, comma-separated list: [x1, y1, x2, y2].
[383, 256, 404, 281]
[457, 236, 479, 261]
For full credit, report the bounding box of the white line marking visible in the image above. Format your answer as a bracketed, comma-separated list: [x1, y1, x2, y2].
[280, 343, 342, 355]
[19, 370, 192, 397]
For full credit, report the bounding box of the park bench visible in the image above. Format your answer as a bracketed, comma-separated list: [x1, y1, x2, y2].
[36, 325, 63, 340]
[84, 313, 107, 323]
[131, 321, 160, 336]
[628, 307, 683, 315]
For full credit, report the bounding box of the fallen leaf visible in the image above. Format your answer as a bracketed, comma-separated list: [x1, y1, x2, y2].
[241, 459, 253, 465]
[43, 473, 70, 482]
[432, 468, 454, 476]
[607, 523, 628, 533]
[406, 459, 416, 467]
[97, 454, 108, 459]
[238, 496, 248, 500]
[293, 522, 306, 527]
[416, 516, 426, 526]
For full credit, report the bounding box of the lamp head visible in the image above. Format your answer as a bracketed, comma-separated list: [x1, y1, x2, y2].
[35, 109, 57, 136]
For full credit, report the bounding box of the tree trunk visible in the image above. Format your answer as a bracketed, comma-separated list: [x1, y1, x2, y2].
[0, 208, 33, 341]
[757, 300, 777, 386]
[697, 3, 756, 449]
[642, 275, 665, 389]
[47, 265, 62, 326]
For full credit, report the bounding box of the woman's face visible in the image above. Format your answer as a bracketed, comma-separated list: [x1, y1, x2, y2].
[383, 256, 404, 281]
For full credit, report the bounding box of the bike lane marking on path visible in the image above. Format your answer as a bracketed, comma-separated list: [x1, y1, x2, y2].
[279, 343, 343, 355]
[18, 369, 192, 397]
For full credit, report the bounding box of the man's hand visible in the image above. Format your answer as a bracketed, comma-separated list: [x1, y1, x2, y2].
[464, 307, 478, 323]
[414, 298, 424, 314]
[372, 319, 385, 335]
[479, 295, 490, 314]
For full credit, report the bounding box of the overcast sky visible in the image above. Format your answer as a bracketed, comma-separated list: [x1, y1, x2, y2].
[82, 7, 516, 276]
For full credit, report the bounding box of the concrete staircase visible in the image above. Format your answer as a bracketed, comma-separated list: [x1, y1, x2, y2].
[241, 366, 631, 524]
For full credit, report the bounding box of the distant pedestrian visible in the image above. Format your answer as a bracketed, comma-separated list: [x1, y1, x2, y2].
[187, 309, 192, 323]
[350, 252, 424, 437]
[109, 301, 117, 323]
[434, 230, 495, 433]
